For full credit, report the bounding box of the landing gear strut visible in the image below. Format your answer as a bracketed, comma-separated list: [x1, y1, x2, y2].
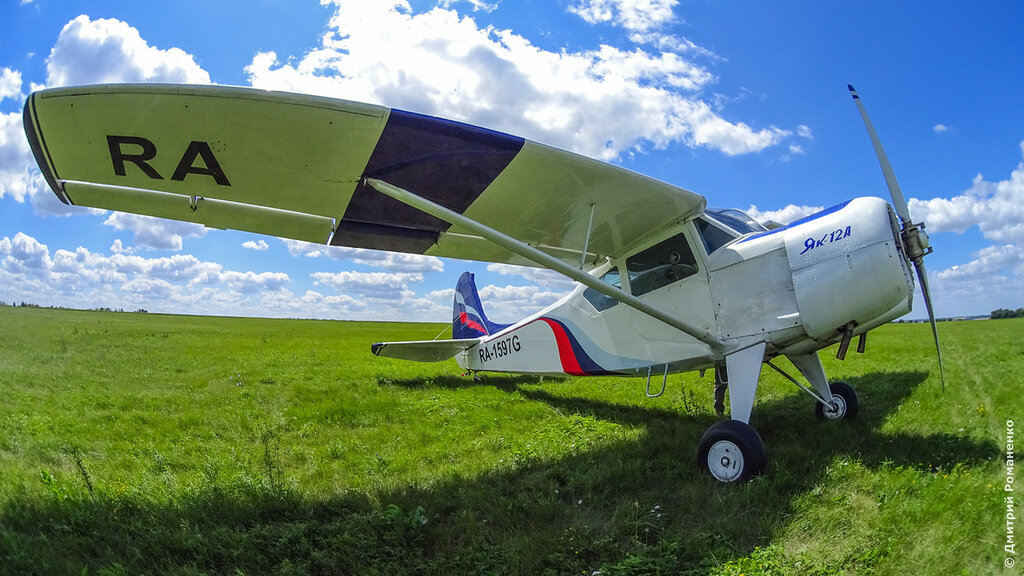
[697, 348, 859, 483]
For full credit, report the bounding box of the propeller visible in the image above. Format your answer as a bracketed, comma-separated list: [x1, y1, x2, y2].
[848, 84, 946, 390]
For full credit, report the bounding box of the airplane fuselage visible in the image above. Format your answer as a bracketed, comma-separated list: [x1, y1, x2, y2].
[456, 196, 914, 376]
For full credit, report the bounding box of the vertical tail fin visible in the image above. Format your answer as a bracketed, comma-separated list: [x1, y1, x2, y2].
[453, 272, 510, 339]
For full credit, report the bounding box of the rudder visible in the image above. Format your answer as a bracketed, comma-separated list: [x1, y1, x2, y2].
[453, 272, 509, 339]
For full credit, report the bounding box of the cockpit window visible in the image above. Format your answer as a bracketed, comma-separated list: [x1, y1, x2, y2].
[695, 217, 736, 255]
[583, 267, 622, 312]
[626, 233, 698, 297]
[706, 208, 768, 236]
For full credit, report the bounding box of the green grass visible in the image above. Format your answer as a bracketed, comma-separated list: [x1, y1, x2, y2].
[0, 306, 1019, 575]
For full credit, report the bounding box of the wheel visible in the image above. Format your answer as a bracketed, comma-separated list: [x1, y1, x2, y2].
[696, 420, 766, 483]
[815, 381, 859, 421]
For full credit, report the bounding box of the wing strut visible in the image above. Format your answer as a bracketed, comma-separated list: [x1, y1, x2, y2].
[365, 177, 724, 352]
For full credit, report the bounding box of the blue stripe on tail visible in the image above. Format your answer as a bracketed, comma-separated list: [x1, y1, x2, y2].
[453, 272, 510, 339]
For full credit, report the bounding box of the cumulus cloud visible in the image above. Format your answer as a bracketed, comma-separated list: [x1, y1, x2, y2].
[744, 204, 824, 226]
[0, 232, 317, 316]
[282, 239, 444, 273]
[0, 68, 23, 102]
[0, 67, 44, 205]
[103, 213, 208, 251]
[440, 0, 498, 12]
[910, 139, 1024, 312]
[569, 0, 677, 32]
[46, 15, 211, 86]
[478, 283, 567, 321]
[242, 240, 270, 251]
[312, 270, 423, 296]
[935, 244, 1024, 281]
[486, 263, 575, 291]
[909, 139, 1024, 244]
[245, 0, 793, 160]
[221, 270, 291, 293]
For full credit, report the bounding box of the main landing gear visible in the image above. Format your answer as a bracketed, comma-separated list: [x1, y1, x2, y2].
[697, 344, 859, 483]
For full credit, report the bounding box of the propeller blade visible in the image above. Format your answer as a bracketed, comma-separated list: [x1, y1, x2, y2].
[913, 258, 946, 391]
[848, 85, 912, 225]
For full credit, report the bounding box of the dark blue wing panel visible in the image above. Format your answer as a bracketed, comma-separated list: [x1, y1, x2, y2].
[332, 109, 525, 252]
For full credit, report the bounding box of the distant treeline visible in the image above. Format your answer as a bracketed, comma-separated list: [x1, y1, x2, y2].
[991, 308, 1024, 319]
[0, 302, 148, 313]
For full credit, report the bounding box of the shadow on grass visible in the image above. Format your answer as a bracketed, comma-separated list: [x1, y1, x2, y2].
[378, 372, 561, 392]
[1, 371, 999, 575]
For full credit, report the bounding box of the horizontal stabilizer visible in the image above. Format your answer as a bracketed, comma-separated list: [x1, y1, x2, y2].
[370, 338, 480, 362]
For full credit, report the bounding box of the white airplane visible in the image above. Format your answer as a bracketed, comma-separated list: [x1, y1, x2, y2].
[23, 83, 942, 482]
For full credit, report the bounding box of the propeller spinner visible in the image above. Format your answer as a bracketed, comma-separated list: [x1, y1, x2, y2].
[848, 84, 946, 390]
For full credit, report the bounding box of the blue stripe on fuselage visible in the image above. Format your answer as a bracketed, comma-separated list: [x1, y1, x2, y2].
[737, 200, 853, 244]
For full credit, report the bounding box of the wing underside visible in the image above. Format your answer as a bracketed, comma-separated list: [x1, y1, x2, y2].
[24, 84, 706, 266]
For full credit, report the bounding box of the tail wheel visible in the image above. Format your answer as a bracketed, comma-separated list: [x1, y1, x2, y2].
[696, 420, 766, 483]
[815, 381, 859, 421]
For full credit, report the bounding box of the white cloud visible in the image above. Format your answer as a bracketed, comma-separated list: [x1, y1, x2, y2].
[440, 0, 498, 12]
[569, 0, 677, 32]
[46, 15, 211, 86]
[0, 232, 298, 310]
[909, 139, 1024, 243]
[220, 270, 291, 293]
[110, 239, 134, 254]
[0, 109, 39, 204]
[242, 240, 270, 251]
[796, 125, 813, 139]
[312, 270, 423, 296]
[0, 68, 23, 102]
[744, 204, 823, 225]
[103, 213, 208, 251]
[933, 124, 949, 133]
[0, 230, 391, 315]
[245, 0, 793, 160]
[935, 244, 1024, 281]
[486, 263, 575, 291]
[0, 67, 44, 206]
[913, 139, 1024, 314]
[282, 239, 443, 272]
[478, 283, 566, 321]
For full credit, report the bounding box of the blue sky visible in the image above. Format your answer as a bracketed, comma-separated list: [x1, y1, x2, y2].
[1, 0, 1022, 322]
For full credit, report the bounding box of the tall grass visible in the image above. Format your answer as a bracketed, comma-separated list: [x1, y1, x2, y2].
[0, 307, 1018, 574]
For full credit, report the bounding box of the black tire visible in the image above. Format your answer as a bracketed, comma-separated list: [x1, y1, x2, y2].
[815, 381, 859, 421]
[696, 419, 766, 482]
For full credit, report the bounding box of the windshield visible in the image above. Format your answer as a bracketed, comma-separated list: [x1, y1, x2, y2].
[705, 208, 768, 235]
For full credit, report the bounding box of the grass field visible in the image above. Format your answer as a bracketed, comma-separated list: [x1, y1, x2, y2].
[0, 306, 1020, 575]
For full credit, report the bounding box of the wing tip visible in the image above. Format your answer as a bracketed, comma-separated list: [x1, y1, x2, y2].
[22, 92, 70, 204]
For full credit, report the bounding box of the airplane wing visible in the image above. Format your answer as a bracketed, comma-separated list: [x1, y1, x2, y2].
[24, 84, 706, 267]
[371, 338, 481, 362]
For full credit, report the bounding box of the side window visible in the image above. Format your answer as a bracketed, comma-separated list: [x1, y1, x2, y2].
[695, 217, 736, 254]
[626, 233, 698, 296]
[583, 267, 621, 312]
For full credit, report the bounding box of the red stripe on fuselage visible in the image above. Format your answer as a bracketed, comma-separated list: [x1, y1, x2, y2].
[538, 318, 586, 376]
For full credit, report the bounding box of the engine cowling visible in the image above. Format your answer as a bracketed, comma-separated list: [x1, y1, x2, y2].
[784, 197, 914, 340]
